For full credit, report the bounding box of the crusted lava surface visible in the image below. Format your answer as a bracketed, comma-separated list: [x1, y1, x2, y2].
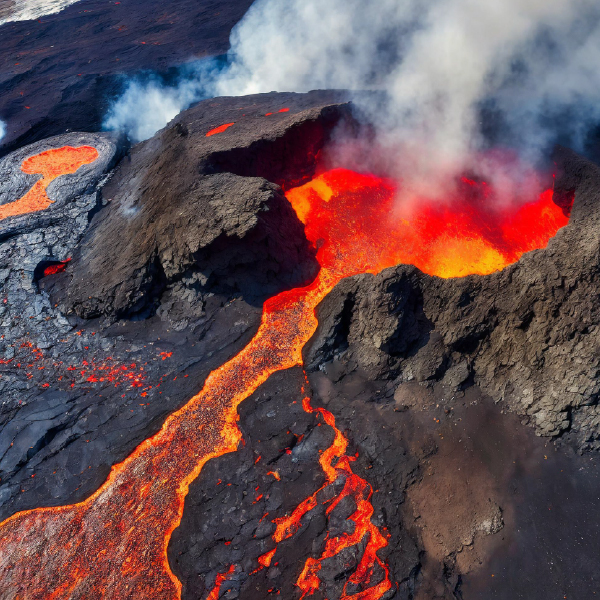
[0, 0, 254, 156]
[0, 91, 599, 600]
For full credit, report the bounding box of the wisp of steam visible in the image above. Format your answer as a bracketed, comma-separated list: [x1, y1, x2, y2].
[104, 0, 600, 195]
[0, 120, 6, 144]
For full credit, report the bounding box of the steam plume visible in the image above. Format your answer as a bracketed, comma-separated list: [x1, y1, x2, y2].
[0, 120, 6, 143]
[103, 62, 220, 143]
[105, 0, 600, 192]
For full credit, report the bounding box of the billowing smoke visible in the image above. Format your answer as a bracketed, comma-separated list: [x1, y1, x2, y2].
[217, 0, 600, 197]
[103, 62, 221, 143]
[0, 120, 6, 143]
[105, 0, 600, 197]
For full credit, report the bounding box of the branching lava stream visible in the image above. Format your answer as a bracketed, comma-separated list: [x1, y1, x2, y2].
[0, 165, 569, 599]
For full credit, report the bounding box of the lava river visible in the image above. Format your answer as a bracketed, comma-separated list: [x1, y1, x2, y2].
[0, 166, 569, 599]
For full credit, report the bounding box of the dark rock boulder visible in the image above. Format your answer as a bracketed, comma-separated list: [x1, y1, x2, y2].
[57, 91, 351, 320]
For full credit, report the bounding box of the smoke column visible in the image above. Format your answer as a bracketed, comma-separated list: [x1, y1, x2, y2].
[104, 0, 600, 191]
[216, 0, 600, 193]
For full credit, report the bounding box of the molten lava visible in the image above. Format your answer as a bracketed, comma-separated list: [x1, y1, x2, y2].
[205, 122, 235, 137]
[285, 168, 569, 279]
[205, 565, 235, 600]
[42, 259, 71, 277]
[271, 393, 391, 598]
[0, 146, 99, 221]
[0, 160, 570, 600]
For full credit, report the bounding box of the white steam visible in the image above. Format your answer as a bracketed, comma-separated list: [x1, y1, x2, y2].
[216, 0, 600, 193]
[0, 120, 6, 143]
[103, 64, 218, 143]
[104, 79, 204, 143]
[0, 0, 82, 26]
[104, 0, 600, 193]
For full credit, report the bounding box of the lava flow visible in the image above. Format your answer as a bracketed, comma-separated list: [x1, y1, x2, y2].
[0, 146, 99, 221]
[206, 122, 235, 136]
[270, 392, 392, 599]
[0, 161, 570, 599]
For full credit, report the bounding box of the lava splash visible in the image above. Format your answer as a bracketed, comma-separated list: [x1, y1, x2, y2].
[0, 146, 99, 222]
[0, 161, 570, 599]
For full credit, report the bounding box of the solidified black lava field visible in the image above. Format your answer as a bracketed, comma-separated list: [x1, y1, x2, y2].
[0, 91, 599, 599]
[1, 4, 600, 599]
[0, 0, 253, 156]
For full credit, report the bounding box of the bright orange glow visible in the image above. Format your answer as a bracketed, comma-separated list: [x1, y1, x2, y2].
[0, 158, 570, 600]
[205, 122, 235, 137]
[285, 168, 569, 279]
[0, 146, 99, 221]
[272, 394, 392, 598]
[205, 565, 234, 600]
[258, 548, 277, 568]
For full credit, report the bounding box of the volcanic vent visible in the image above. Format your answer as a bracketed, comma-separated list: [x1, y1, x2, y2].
[0, 92, 597, 600]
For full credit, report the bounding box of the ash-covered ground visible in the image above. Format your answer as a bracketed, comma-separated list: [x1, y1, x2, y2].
[0, 91, 599, 600]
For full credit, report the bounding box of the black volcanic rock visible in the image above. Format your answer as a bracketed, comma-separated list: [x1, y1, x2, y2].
[0, 90, 352, 523]
[0, 0, 255, 155]
[0, 131, 122, 359]
[57, 91, 351, 320]
[305, 145, 600, 447]
[0, 91, 600, 600]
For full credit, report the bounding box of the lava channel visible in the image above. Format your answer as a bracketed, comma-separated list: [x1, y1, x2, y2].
[0, 164, 570, 599]
[0, 145, 99, 221]
[260, 388, 392, 599]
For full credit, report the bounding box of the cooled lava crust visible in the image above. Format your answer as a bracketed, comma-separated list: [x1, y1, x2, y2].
[0, 91, 599, 599]
[0, 0, 254, 156]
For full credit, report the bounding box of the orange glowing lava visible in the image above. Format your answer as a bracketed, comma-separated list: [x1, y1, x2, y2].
[271, 394, 391, 598]
[42, 258, 71, 277]
[0, 146, 99, 221]
[205, 565, 235, 600]
[0, 160, 570, 599]
[205, 122, 235, 137]
[285, 168, 569, 279]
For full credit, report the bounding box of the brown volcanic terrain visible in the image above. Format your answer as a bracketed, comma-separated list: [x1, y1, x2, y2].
[0, 92, 599, 599]
[0, 0, 253, 155]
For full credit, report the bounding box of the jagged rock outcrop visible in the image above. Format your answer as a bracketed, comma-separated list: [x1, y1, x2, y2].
[57, 91, 351, 320]
[1, 92, 599, 600]
[305, 146, 600, 448]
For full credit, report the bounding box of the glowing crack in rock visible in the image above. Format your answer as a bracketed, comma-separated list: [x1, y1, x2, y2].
[205, 565, 235, 600]
[205, 122, 235, 137]
[0, 162, 569, 599]
[270, 392, 392, 598]
[0, 146, 99, 221]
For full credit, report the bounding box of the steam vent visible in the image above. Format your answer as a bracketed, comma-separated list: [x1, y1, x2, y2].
[1, 2, 600, 600]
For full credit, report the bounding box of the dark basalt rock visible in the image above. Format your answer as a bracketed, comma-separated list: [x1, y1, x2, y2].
[305, 145, 600, 447]
[56, 91, 351, 320]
